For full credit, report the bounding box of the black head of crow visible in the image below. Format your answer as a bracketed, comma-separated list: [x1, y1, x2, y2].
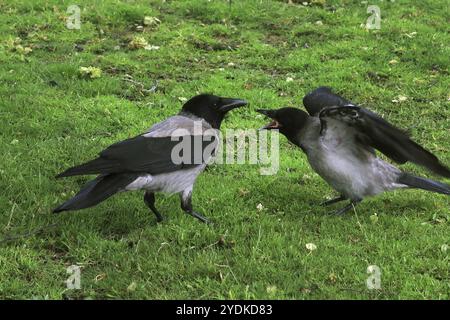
[257, 108, 309, 147]
[53, 94, 247, 224]
[182, 94, 247, 129]
[258, 87, 450, 215]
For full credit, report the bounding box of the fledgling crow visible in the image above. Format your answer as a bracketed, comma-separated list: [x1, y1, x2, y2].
[257, 87, 450, 215]
[53, 94, 247, 223]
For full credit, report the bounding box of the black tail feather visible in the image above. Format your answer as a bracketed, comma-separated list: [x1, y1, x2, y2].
[398, 173, 450, 195]
[53, 173, 138, 213]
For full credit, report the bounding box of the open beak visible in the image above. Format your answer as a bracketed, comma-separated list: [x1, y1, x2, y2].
[219, 98, 248, 112]
[256, 109, 281, 130]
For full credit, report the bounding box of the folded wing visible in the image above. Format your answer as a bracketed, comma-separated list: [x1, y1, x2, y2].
[319, 105, 450, 178]
[56, 134, 218, 178]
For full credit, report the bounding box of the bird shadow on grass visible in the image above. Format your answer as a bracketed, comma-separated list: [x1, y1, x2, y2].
[87, 192, 194, 240]
[337, 195, 442, 219]
[93, 208, 162, 240]
[264, 172, 448, 218]
[374, 195, 444, 217]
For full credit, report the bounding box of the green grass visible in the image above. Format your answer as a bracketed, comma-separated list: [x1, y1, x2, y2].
[0, 0, 449, 299]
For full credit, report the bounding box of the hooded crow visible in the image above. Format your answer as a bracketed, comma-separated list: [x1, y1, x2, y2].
[54, 94, 247, 223]
[257, 87, 450, 215]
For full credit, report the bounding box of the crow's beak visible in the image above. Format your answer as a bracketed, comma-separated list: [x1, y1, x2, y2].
[219, 98, 248, 113]
[256, 109, 280, 130]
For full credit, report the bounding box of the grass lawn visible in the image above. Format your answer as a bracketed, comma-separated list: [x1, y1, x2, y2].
[0, 0, 449, 299]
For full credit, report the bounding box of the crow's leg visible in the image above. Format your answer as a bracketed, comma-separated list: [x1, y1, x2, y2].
[180, 187, 210, 224]
[330, 199, 362, 215]
[144, 191, 164, 222]
[320, 195, 347, 206]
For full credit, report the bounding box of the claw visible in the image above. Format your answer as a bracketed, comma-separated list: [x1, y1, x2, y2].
[189, 211, 211, 224]
[327, 200, 361, 216]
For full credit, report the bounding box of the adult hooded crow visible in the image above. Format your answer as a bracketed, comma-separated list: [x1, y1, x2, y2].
[257, 87, 450, 215]
[54, 94, 247, 223]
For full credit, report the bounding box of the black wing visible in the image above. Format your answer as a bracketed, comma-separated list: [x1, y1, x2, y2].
[303, 87, 353, 116]
[56, 134, 218, 177]
[319, 105, 450, 178]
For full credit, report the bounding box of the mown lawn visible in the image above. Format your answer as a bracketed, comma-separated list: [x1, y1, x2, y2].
[0, 0, 449, 299]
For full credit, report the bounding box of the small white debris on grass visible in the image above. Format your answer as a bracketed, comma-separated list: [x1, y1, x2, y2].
[144, 45, 160, 51]
[79, 66, 102, 79]
[404, 32, 417, 38]
[128, 36, 148, 50]
[441, 244, 448, 253]
[256, 203, 264, 211]
[144, 16, 161, 26]
[266, 285, 277, 294]
[392, 95, 408, 103]
[306, 243, 317, 251]
[286, 77, 294, 82]
[370, 213, 379, 224]
[127, 281, 137, 292]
